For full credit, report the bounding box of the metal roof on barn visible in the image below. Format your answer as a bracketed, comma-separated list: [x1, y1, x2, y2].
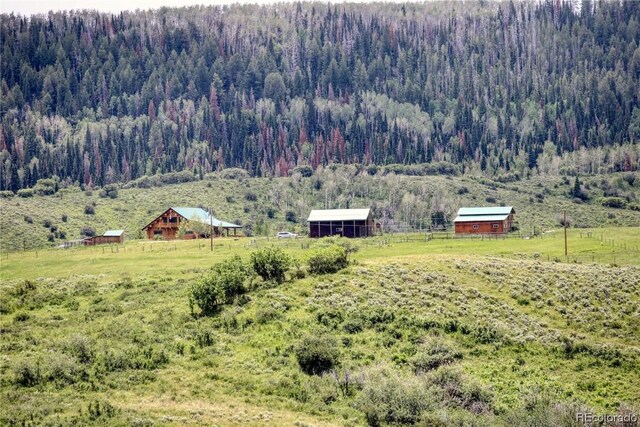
[456, 206, 515, 216]
[103, 230, 124, 237]
[453, 214, 510, 223]
[307, 208, 371, 222]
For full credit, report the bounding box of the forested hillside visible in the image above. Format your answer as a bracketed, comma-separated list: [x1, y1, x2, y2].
[1, 1, 639, 191]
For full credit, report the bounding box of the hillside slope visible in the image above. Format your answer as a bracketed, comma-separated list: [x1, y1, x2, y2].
[1, 238, 639, 425]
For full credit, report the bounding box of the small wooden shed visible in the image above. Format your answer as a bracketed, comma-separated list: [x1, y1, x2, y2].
[307, 208, 374, 238]
[84, 230, 125, 245]
[454, 207, 515, 234]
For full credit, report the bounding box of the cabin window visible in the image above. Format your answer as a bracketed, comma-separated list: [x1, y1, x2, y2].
[492, 224, 499, 229]
[169, 217, 178, 223]
[472, 225, 479, 230]
[162, 217, 168, 223]
[154, 229, 162, 235]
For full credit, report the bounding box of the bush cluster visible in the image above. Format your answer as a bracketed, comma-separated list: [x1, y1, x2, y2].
[189, 256, 248, 316]
[250, 247, 291, 283]
[98, 184, 119, 199]
[123, 170, 197, 188]
[295, 335, 340, 375]
[307, 245, 348, 275]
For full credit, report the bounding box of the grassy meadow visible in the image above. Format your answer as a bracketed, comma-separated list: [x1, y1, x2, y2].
[1, 227, 639, 426]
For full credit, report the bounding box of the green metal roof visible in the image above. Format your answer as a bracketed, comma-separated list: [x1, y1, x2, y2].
[172, 207, 241, 228]
[456, 206, 514, 216]
[172, 207, 209, 221]
[454, 214, 510, 223]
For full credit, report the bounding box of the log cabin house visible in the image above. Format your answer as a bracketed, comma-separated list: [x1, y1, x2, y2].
[454, 206, 515, 234]
[307, 208, 374, 238]
[143, 207, 241, 240]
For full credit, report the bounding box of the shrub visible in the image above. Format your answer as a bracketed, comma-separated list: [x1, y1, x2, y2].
[14, 311, 30, 322]
[84, 204, 95, 215]
[189, 255, 248, 316]
[504, 389, 586, 427]
[485, 196, 496, 203]
[123, 171, 198, 188]
[292, 164, 313, 177]
[17, 188, 33, 198]
[12, 359, 41, 386]
[600, 197, 627, 209]
[0, 190, 14, 198]
[255, 307, 282, 324]
[250, 247, 291, 283]
[623, 173, 636, 186]
[87, 400, 117, 421]
[99, 184, 119, 199]
[43, 353, 85, 385]
[471, 325, 503, 344]
[23, 215, 33, 223]
[357, 367, 433, 426]
[245, 191, 257, 201]
[81, 227, 96, 237]
[64, 334, 95, 364]
[295, 335, 340, 375]
[285, 210, 297, 223]
[410, 338, 463, 374]
[457, 186, 469, 195]
[33, 178, 58, 196]
[342, 318, 364, 334]
[307, 245, 348, 275]
[220, 168, 250, 179]
[61, 214, 68, 222]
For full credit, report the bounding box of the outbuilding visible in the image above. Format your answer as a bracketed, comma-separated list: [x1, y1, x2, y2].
[84, 229, 125, 245]
[307, 208, 374, 238]
[454, 206, 515, 234]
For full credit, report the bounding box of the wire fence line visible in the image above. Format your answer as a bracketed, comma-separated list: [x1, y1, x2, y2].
[3, 231, 638, 266]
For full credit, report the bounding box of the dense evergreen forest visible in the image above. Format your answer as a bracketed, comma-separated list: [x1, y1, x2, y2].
[1, 0, 639, 191]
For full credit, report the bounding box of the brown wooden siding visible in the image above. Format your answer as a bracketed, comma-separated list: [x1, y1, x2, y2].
[144, 208, 184, 240]
[84, 235, 124, 246]
[455, 220, 509, 234]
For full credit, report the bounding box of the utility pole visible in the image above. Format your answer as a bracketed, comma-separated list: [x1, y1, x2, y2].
[209, 207, 214, 252]
[564, 210, 568, 257]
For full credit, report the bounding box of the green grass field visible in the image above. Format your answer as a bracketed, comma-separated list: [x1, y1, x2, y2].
[1, 227, 639, 426]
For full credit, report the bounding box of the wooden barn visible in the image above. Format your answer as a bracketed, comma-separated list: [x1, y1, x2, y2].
[84, 230, 125, 246]
[454, 206, 515, 234]
[142, 207, 241, 240]
[307, 208, 374, 238]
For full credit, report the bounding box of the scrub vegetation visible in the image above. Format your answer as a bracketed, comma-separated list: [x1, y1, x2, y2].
[1, 230, 638, 426]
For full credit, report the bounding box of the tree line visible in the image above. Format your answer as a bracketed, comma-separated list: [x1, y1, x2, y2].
[1, 0, 639, 191]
